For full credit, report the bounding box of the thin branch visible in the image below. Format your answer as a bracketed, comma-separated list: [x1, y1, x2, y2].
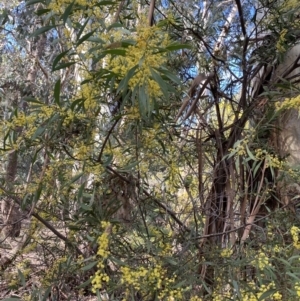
[148, 0, 156, 26]
[235, 0, 246, 37]
[97, 117, 121, 163]
[113, 0, 125, 23]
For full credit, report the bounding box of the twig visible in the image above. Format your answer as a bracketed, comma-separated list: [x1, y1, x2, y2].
[148, 0, 156, 26]
[113, 0, 125, 23]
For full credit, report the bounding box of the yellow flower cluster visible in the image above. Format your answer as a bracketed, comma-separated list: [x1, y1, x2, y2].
[275, 95, 300, 112]
[295, 281, 300, 297]
[276, 29, 288, 53]
[229, 138, 250, 156]
[120, 261, 183, 300]
[280, 0, 300, 11]
[91, 221, 111, 293]
[190, 297, 203, 301]
[79, 83, 98, 112]
[48, 0, 105, 16]
[256, 283, 279, 300]
[109, 21, 169, 98]
[252, 251, 270, 270]
[73, 142, 92, 160]
[255, 149, 285, 169]
[121, 266, 148, 290]
[220, 248, 233, 258]
[291, 226, 300, 249]
[240, 281, 282, 301]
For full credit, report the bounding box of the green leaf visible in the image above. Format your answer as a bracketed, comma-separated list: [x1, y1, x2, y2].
[150, 68, 169, 99]
[87, 37, 105, 43]
[138, 84, 148, 119]
[53, 61, 76, 71]
[107, 22, 123, 31]
[68, 172, 84, 185]
[258, 289, 276, 301]
[41, 287, 52, 301]
[286, 271, 300, 280]
[231, 280, 240, 297]
[119, 161, 139, 172]
[245, 144, 257, 161]
[276, 257, 292, 267]
[80, 203, 92, 211]
[117, 65, 138, 93]
[81, 261, 98, 271]
[52, 49, 70, 71]
[157, 68, 181, 85]
[102, 153, 113, 166]
[54, 78, 61, 106]
[121, 39, 136, 47]
[165, 43, 192, 51]
[103, 49, 126, 56]
[62, 0, 75, 24]
[34, 183, 43, 202]
[110, 256, 126, 266]
[2, 298, 21, 301]
[32, 126, 46, 140]
[253, 160, 263, 177]
[26, 0, 44, 5]
[77, 17, 90, 41]
[22, 97, 44, 104]
[76, 277, 92, 289]
[30, 25, 55, 37]
[70, 98, 85, 111]
[77, 28, 97, 47]
[35, 9, 51, 16]
[17, 269, 26, 286]
[97, 1, 116, 5]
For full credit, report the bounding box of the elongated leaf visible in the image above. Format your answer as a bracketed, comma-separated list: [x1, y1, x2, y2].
[121, 39, 136, 47]
[32, 126, 46, 140]
[70, 98, 85, 111]
[54, 78, 61, 105]
[76, 277, 92, 289]
[87, 37, 105, 43]
[245, 144, 257, 161]
[157, 68, 181, 84]
[77, 28, 97, 47]
[165, 43, 192, 51]
[26, 0, 44, 5]
[22, 97, 43, 104]
[41, 287, 52, 301]
[17, 269, 25, 286]
[253, 160, 263, 177]
[77, 17, 90, 41]
[35, 9, 51, 16]
[34, 183, 43, 202]
[30, 25, 55, 37]
[53, 61, 76, 71]
[107, 22, 123, 31]
[286, 271, 300, 280]
[138, 84, 148, 119]
[150, 68, 169, 99]
[117, 65, 138, 93]
[52, 49, 70, 71]
[97, 1, 116, 6]
[62, 0, 75, 24]
[258, 289, 276, 301]
[81, 261, 98, 271]
[103, 49, 126, 56]
[69, 172, 84, 185]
